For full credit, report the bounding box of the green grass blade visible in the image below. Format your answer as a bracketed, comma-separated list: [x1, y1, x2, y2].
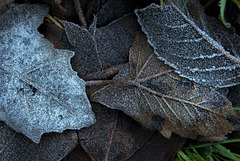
[180, 0, 189, 10]
[233, 0, 240, 9]
[184, 149, 205, 161]
[176, 150, 192, 161]
[219, 138, 240, 144]
[183, 139, 240, 150]
[233, 107, 240, 110]
[201, 146, 214, 161]
[213, 144, 240, 161]
[212, 152, 231, 161]
[220, 0, 230, 28]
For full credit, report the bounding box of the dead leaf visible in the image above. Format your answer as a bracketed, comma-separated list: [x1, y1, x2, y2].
[228, 84, 240, 107]
[95, 13, 139, 69]
[0, 5, 8, 16]
[0, 121, 78, 160]
[95, 0, 151, 27]
[135, 0, 240, 88]
[75, 103, 185, 160]
[62, 13, 139, 76]
[91, 31, 239, 140]
[39, 21, 72, 50]
[62, 20, 102, 76]
[127, 133, 186, 161]
[61, 145, 92, 161]
[77, 103, 153, 160]
[0, 3, 95, 143]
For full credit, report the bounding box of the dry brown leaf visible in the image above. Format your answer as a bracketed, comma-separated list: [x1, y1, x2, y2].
[73, 103, 185, 160]
[91, 31, 239, 140]
[77, 103, 154, 161]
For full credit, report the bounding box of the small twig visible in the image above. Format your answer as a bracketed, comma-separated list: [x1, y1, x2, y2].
[86, 79, 125, 86]
[45, 14, 64, 30]
[85, 79, 139, 86]
[72, 0, 87, 28]
[82, 64, 125, 80]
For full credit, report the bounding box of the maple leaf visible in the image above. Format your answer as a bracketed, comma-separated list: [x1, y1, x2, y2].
[135, 0, 240, 88]
[91, 31, 239, 140]
[0, 3, 95, 143]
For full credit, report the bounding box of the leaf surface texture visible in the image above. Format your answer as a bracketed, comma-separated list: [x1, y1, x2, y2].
[0, 122, 78, 160]
[0, 3, 95, 143]
[92, 32, 239, 140]
[135, 0, 240, 87]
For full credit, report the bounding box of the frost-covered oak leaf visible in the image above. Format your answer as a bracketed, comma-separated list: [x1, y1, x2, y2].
[0, 3, 95, 143]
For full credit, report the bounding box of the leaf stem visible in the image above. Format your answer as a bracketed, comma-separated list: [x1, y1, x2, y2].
[85, 79, 137, 86]
[82, 64, 125, 80]
[73, 0, 87, 28]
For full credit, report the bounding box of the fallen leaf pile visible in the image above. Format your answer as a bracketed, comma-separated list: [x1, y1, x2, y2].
[0, 0, 240, 160]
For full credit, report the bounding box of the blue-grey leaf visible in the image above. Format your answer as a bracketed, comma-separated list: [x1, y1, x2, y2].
[0, 3, 95, 143]
[135, 0, 240, 88]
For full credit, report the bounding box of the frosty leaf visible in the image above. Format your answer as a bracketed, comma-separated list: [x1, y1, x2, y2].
[62, 20, 102, 77]
[0, 122, 78, 160]
[95, 13, 139, 69]
[91, 32, 239, 140]
[0, 3, 95, 143]
[62, 13, 138, 76]
[0, 5, 7, 16]
[135, 0, 240, 88]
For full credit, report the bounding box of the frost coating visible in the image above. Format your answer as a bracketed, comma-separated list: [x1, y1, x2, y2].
[0, 4, 95, 143]
[92, 32, 238, 140]
[135, 1, 240, 88]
